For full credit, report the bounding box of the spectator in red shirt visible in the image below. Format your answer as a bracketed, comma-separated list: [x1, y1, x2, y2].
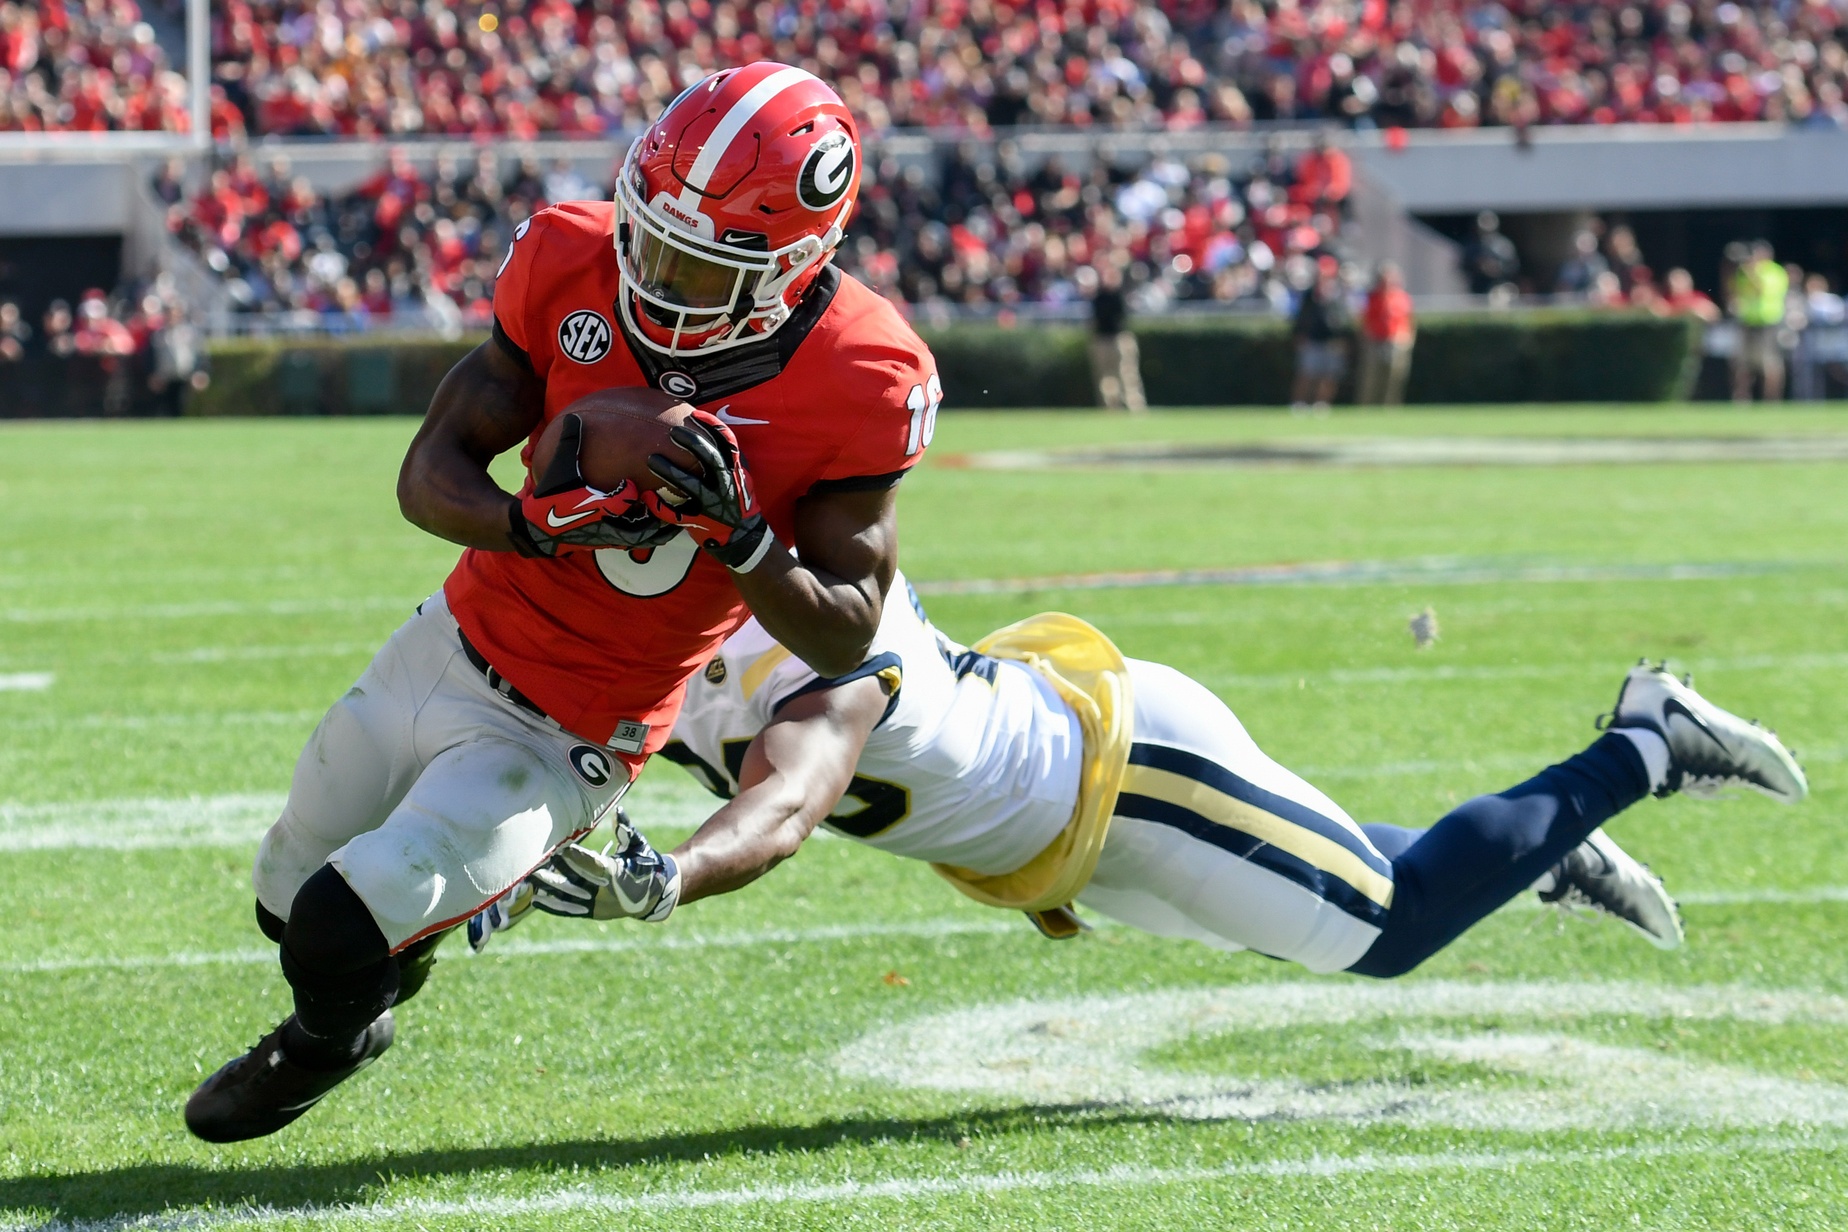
[1657, 267, 1721, 323]
[73, 292, 135, 358]
[1291, 132, 1353, 217]
[1358, 261, 1417, 406]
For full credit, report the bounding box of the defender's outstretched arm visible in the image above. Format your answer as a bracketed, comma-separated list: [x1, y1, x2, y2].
[397, 336, 546, 551]
[671, 674, 888, 904]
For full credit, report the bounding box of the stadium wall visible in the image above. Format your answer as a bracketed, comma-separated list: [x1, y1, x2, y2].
[178, 311, 1701, 416]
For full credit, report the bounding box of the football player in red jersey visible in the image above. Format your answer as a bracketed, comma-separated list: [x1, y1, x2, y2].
[186, 63, 942, 1142]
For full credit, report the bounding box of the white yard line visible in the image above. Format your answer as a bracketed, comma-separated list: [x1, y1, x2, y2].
[2, 710, 325, 736]
[0, 919, 1019, 975]
[0, 596, 421, 625]
[1678, 886, 1848, 905]
[1208, 649, 1848, 691]
[6, 885, 1843, 975]
[8, 1135, 1839, 1231]
[0, 795, 289, 852]
[0, 672, 53, 691]
[911, 559, 1796, 597]
[147, 643, 379, 665]
[945, 435, 1848, 469]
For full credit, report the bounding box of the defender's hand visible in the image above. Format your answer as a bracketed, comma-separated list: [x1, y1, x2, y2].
[644, 410, 771, 572]
[466, 879, 535, 953]
[531, 825, 681, 923]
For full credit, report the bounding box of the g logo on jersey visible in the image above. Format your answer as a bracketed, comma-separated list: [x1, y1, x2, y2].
[797, 131, 856, 212]
[659, 370, 698, 399]
[567, 744, 614, 788]
[558, 309, 613, 364]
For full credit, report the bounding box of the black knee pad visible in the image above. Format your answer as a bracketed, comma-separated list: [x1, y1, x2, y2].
[255, 900, 286, 944]
[280, 865, 397, 1039]
[284, 864, 389, 975]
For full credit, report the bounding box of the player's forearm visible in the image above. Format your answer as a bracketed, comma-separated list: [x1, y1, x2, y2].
[399, 450, 523, 551]
[397, 341, 543, 551]
[728, 549, 880, 678]
[670, 783, 821, 904]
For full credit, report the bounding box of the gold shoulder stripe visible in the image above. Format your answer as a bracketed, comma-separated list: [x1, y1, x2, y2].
[740, 645, 794, 700]
[1120, 764, 1395, 909]
[875, 665, 903, 696]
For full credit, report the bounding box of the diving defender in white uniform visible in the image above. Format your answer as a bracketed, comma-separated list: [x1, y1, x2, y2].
[472, 577, 1808, 971]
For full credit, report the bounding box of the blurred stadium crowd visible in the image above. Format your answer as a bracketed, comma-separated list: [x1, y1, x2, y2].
[6, 0, 1848, 136]
[151, 138, 1361, 324]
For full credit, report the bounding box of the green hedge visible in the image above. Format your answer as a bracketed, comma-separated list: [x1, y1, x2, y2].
[191, 311, 1701, 415]
[188, 335, 484, 417]
[922, 310, 1702, 407]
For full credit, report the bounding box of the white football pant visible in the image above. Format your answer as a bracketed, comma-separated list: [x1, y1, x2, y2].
[1078, 660, 1393, 974]
[253, 591, 629, 950]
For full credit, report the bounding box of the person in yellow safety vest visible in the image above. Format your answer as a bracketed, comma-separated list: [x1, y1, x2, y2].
[1731, 240, 1790, 403]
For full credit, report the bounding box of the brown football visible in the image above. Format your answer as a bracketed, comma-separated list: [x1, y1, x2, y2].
[528, 387, 700, 493]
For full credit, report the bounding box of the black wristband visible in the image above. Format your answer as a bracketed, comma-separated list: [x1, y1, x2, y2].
[704, 516, 773, 572]
[507, 500, 547, 558]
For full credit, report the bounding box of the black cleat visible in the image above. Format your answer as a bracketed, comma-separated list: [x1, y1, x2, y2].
[184, 1011, 394, 1143]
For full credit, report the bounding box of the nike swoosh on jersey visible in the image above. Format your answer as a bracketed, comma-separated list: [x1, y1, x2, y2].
[545, 507, 602, 528]
[714, 405, 771, 427]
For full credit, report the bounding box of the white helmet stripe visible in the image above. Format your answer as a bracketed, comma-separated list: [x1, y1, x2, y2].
[679, 66, 817, 197]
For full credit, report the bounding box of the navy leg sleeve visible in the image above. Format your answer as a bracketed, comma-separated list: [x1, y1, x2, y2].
[1360, 823, 1426, 861]
[1348, 732, 1650, 978]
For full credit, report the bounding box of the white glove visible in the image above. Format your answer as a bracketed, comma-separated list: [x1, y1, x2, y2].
[466, 879, 535, 954]
[531, 819, 681, 924]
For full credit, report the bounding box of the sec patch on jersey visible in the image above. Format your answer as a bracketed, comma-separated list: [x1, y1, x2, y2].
[557, 310, 613, 364]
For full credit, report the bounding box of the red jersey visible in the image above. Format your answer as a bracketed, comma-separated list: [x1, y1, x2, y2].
[445, 202, 938, 766]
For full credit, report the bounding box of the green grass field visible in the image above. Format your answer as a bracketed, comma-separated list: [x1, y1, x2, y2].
[2, 405, 1846, 1230]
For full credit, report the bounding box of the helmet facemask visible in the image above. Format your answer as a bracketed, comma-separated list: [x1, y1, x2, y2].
[613, 140, 844, 357]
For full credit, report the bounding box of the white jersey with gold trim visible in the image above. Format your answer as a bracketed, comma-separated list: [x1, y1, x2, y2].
[661, 574, 1083, 875]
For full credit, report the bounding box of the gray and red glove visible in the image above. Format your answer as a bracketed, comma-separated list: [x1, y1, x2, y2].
[510, 413, 677, 558]
[643, 409, 773, 572]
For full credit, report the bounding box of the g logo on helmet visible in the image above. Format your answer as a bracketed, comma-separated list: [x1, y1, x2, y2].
[558, 309, 613, 364]
[797, 131, 856, 212]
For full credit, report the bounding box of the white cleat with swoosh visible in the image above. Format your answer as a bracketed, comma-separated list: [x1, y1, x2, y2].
[1604, 662, 1808, 803]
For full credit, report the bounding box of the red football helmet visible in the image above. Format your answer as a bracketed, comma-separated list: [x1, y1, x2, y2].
[613, 63, 862, 357]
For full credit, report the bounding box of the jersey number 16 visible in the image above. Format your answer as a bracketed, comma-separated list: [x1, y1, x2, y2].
[904, 373, 942, 457]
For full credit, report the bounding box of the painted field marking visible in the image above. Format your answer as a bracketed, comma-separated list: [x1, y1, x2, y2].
[0, 794, 289, 852]
[938, 435, 1848, 471]
[2, 709, 325, 736]
[0, 672, 52, 692]
[0, 918, 1019, 975]
[837, 980, 1848, 1132]
[1678, 886, 1848, 905]
[0, 595, 422, 625]
[1207, 649, 1848, 692]
[7, 1134, 1841, 1231]
[912, 559, 1795, 597]
[6, 885, 1844, 976]
[0, 786, 719, 852]
[147, 642, 380, 664]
